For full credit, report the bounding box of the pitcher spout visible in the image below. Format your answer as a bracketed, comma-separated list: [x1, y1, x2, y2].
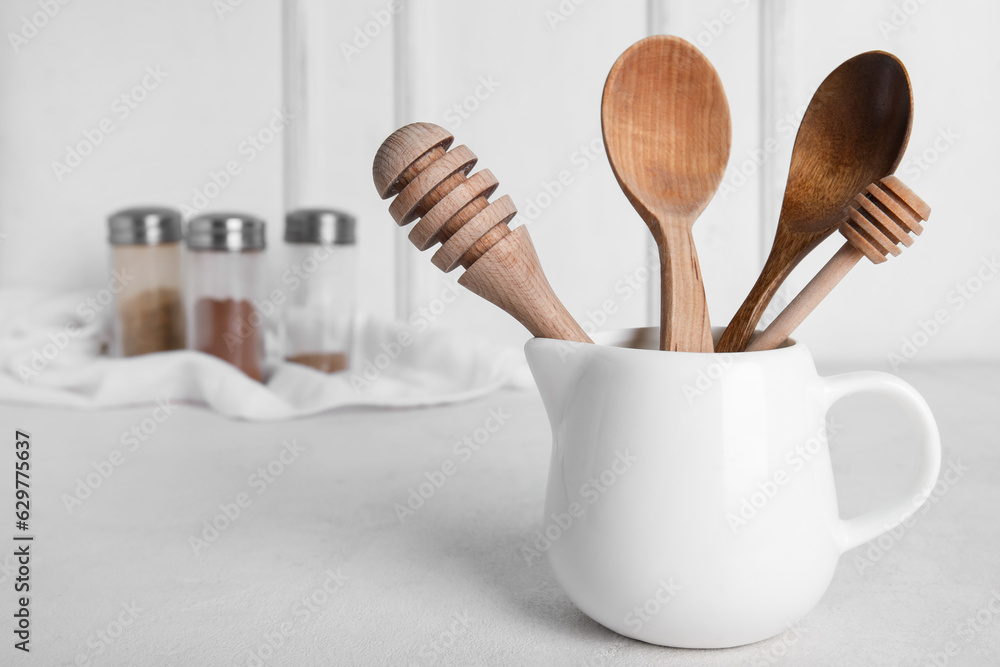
[524, 337, 591, 427]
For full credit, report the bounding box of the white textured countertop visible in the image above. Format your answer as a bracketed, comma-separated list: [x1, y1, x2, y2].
[1, 362, 997, 666]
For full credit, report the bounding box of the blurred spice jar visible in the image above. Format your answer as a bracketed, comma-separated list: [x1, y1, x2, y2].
[186, 212, 268, 381]
[282, 209, 357, 373]
[107, 207, 186, 356]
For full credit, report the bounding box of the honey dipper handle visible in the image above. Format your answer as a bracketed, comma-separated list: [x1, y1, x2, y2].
[459, 226, 593, 344]
[746, 243, 863, 352]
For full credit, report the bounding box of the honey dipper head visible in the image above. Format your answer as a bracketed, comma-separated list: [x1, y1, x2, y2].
[373, 122, 454, 199]
[371, 122, 518, 273]
[839, 175, 930, 264]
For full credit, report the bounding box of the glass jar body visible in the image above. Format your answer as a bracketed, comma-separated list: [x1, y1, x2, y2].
[283, 243, 356, 373]
[187, 250, 267, 381]
[110, 242, 186, 357]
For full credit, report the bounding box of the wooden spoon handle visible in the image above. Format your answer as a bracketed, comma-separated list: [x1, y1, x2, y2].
[746, 243, 862, 352]
[660, 227, 714, 352]
[715, 246, 800, 353]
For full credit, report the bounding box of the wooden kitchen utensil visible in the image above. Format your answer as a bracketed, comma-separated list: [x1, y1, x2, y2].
[602, 35, 731, 352]
[373, 122, 592, 344]
[746, 176, 930, 351]
[716, 51, 913, 353]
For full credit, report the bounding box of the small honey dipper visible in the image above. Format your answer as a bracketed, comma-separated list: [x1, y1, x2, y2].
[747, 175, 931, 351]
[373, 122, 592, 344]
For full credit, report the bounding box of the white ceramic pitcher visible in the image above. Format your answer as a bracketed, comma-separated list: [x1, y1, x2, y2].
[524, 327, 940, 648]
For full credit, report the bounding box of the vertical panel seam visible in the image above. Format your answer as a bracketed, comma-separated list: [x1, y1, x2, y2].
[758, 0, 774, 268]
[392, 0, 415, 321]
[645, 0, 666, 327]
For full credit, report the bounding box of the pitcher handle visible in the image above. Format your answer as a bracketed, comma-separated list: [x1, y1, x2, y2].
[820, 371, 941, 553]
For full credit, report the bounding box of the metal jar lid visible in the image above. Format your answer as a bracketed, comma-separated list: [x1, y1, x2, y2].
[107, 206, 183, 245]
[186, 212, 266, 251]
[284, 209, 356, 245]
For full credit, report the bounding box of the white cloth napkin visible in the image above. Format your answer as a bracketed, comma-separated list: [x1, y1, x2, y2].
[0, 289, 531, 420]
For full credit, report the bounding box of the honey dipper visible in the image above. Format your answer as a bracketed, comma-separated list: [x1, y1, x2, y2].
[373, 122, 592, 344]
[746, 175, 930, 352]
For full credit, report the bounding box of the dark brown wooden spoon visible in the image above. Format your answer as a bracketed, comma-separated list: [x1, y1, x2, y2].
[716, 51, 912, 353]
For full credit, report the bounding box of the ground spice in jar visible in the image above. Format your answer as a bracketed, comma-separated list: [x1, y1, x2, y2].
[194, 297, 264, 381]
[108, 207, 185, 357]
[286, 352, 348, 373]
[118, 287, 186, 356]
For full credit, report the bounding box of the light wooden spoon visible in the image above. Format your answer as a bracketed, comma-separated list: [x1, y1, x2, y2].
[602, 35, 731, 352]
[716, 51, 912, 353]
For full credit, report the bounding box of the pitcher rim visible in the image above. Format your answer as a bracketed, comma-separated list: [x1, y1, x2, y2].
[524, 326, 804, 359]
